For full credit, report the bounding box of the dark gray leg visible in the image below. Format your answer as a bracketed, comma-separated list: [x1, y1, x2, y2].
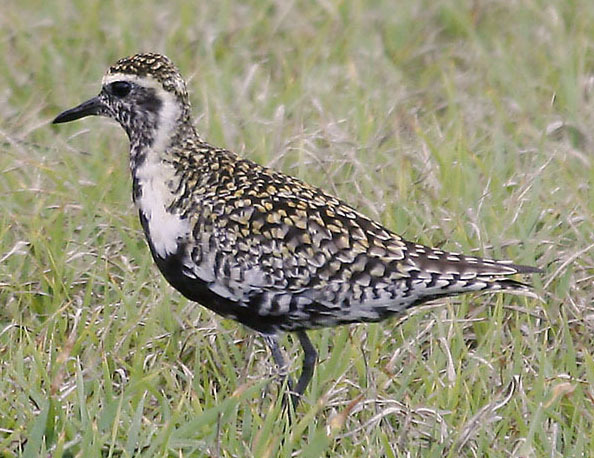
[264, 335, 295, 393]
[292, 330, 317, 408]
[264, 331, 317, 410]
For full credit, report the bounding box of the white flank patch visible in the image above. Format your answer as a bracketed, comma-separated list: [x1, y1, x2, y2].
[136, 162, 189, 258]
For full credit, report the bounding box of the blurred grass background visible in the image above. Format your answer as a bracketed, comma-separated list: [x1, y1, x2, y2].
[1, 0, 593, 455]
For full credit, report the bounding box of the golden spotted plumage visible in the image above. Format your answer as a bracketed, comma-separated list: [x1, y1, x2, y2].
[53, 52, 541, 407]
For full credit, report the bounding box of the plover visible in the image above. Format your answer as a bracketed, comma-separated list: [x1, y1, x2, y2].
[53, 53, 541, 407]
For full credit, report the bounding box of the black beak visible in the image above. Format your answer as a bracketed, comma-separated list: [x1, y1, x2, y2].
[53, 96, 105, 124]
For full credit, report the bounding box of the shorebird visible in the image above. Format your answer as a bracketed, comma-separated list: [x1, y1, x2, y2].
[53, 53, 541, 407]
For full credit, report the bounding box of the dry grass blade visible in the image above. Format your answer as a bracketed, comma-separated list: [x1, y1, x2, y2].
[451, 376, 520, 454]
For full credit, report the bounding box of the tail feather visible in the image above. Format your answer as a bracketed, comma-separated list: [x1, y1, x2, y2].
[405, 241, 541, 278]
[478, 277, 532, 292]
[401, 241, 541, 304]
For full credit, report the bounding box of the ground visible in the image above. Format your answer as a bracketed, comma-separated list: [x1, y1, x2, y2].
[0, 0, 593, 456]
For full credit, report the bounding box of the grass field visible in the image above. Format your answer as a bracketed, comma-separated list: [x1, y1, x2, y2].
[1, 0, 593, 456]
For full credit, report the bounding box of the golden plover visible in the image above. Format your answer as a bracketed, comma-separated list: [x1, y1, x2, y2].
[53, 53, 541, 407]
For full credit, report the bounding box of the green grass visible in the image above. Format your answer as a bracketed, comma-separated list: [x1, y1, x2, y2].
[1, 0, 593, 455]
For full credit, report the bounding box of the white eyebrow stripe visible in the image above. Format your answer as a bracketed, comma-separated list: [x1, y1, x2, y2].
[102, 72, 162, 91]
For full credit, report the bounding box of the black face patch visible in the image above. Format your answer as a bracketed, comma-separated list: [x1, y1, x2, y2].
[100, 84, 164, 152]
[137, 87, 162, 115]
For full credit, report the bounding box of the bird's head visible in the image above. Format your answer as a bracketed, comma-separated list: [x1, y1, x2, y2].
[53, 53, 192, 152]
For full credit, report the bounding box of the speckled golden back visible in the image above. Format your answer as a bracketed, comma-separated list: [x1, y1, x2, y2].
[161, 128, 537, 332]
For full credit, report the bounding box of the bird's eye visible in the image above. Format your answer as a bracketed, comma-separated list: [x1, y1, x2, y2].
[109, 81, 132, 98]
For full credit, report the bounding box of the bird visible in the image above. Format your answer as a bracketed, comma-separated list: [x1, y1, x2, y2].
[53, 53, 541, 408]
